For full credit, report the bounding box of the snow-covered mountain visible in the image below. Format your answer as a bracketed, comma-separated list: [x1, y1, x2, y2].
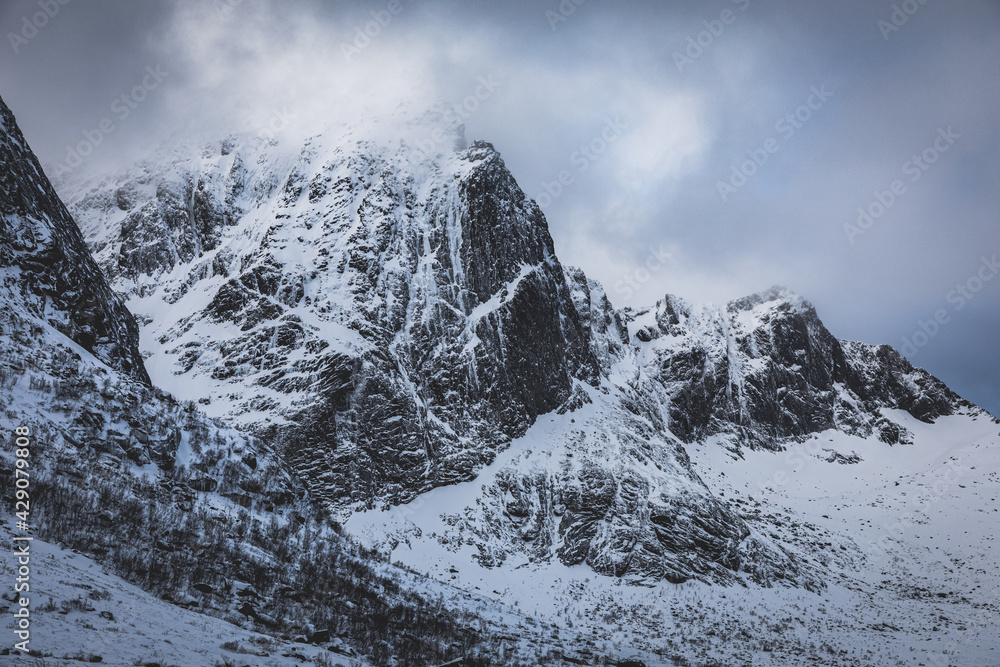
[4, 47, 994, 658]
[3, 95, 663, 666]
[16, 96, 988, 664]
[61, 108, 987, 601]
[348, 401, 1000, 666]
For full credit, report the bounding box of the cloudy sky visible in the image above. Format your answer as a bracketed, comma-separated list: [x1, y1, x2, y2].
[2, 0, 998, 415]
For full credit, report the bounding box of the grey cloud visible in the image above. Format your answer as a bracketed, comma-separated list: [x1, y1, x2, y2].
[1, 0, 997, 415]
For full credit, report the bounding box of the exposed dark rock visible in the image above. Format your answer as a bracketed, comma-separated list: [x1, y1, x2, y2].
[0, 96, 149, 383]
[621, 287, 968, 449]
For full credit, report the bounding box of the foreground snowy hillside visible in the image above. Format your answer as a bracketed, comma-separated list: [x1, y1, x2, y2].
[0, 522, 366, 666]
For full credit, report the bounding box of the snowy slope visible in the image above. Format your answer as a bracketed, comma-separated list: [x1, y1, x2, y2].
[348, 405, 1000, 666]
[347, 380, 817, 588]
[0, 520, 364, 666]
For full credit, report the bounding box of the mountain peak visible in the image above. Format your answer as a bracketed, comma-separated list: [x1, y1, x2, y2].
[620, 282, 963, 446]
[62, 120, 596, 513]
[726, 285, 809, 315]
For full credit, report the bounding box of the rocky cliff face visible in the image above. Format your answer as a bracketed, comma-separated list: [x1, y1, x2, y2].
[407, 282, 967, 587]
[388, 383, 818, 587]
[0, 96, 148, 383]
[621, 287, 966, 449]
[67, 124, 599, 514]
